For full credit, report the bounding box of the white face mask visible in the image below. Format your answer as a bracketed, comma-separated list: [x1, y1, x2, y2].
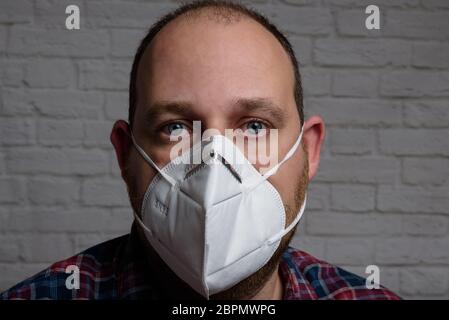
[131, 129, 307, 299]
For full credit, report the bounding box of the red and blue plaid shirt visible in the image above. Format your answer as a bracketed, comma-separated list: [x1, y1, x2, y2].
[0, 225, 400, 300]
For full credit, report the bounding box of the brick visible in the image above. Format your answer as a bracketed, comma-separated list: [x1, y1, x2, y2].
[86, 1, 178, 28]
[105, 92, 128, 120]
[332, 70, 378, 97]
[375, 238, 422, 264]
[306, 212, 376, 236]
[66, 149, 109, 175]
[0, 236, 20, 262]
[0, 119, 35, 146]
[107, 208, 134, 233]
[412, 42, 449, 68]
[314, 39, 411, 67]
[381, 70, 449, 97]
[403, 215, 447, 236]
[110, 149, 122, 178]
[282, 0, 315, 5]
[8, 207, 109, 233]
[325, 0, 419, 6]
[74, 233, 105, 253]
[306, 212, 402, 236]
[289, 36, 312, 66]
[31, 90, 103, 119]
[404, 100, 449, 128]
[336, 9, 383, 37]
[111, 29, 146, 58]
[28, 177, 79, 205]
[0, 209, 9, 230]
[316, 156, 400, 184]
[82, 178, 129, 207]
[34, 0, 85, 28]
[0, 60, 26, 87]
[1, 88, 35, 115]
[403, 158, 449, 185]
[0, 152, 5, 173]
[375, 214, 404, 235]
[379, 268, 401, 294]
[326, 238, 374, 265]
[8, 27, 109, 58]
[384, 10, 449, 40]
[328, 128, 375, 155]
[379, 129, 449, 156]
[301, 68, 331, 97]
[305, 183, 330, 210]
[19, 234, 74, 263]
[25, 59, 74, 89]
[331, 184, 376, 212]
[38, 119, 84, 146]
[255, 5, 332, 35]
[0, 0, 33, 23]
[6, 148, 70, 174]
[421, 0, 449, 9]
[306, 98, 402, 127]
[289, 235, 326, 260]
[0, 27, 6, 52]
[0, 263, 49, 292]
[400, 268, 448, 296]
[84, 120, 113, 148]
[7, 147, 108, 176]
[2, 88, 103, 119]
[378, 186, 449, 214]
[424, 238, 449, 264]
[79, 60, 130, 90]
[0, 178, 26, 204]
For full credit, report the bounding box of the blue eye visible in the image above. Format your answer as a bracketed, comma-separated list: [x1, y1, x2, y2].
[164, 122, 189, 137]
[246, 121, 266, 136]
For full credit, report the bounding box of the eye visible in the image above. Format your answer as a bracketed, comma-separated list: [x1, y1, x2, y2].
[162, 122, 190, 137]
[245, 120, 267, 136]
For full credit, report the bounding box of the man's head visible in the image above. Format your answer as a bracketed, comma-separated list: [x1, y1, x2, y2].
[111, 0, 325, 299]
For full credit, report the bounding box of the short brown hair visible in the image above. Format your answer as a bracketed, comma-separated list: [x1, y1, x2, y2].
[129, 0, 304, 128]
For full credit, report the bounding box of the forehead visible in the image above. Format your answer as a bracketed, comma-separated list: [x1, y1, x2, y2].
[136, 12, 296, 116]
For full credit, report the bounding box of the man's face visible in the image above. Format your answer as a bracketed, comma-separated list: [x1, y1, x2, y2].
[119, 13, 313, 299]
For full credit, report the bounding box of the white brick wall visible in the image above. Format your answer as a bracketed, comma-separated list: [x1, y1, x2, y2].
[0, 0, 448, 299]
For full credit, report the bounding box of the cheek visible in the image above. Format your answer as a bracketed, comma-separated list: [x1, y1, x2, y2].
[128, 152, 158, 199]
[268, 150, 305, 206]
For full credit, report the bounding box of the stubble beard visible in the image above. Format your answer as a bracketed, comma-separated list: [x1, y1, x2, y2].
[126, 149, 309, 300]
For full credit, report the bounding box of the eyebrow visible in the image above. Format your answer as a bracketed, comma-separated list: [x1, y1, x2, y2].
[144, 101, 197, 124]
[144, 97, 286, 125]
[232, 97, 286, 125]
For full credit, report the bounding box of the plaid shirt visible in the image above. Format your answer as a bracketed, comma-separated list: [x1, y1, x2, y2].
[0, 226, 400, 300]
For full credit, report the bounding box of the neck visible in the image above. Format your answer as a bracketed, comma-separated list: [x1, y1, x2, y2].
[248, 266, 284, 300]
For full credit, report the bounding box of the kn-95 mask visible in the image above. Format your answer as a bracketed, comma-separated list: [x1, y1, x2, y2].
[131, 129, 307, 298]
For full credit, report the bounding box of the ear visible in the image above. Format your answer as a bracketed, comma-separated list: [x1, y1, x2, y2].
[110, 120, 133, 180]
[302, 115, 325, 181]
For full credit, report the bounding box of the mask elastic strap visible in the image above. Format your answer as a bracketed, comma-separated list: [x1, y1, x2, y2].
[244, 128, 303, 191]
[263, 128, 303, 179]
[133, 209, 154, 236]
[266, 193, 307, 246]
[131, 132, 177, 187]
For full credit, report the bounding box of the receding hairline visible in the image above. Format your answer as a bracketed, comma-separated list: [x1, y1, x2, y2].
[139, 6, 295, 82]
[142, 4, 290, 59]
[129, 0, 304, 128]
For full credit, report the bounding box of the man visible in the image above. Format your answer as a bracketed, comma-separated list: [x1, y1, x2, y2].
[1, 1, 399, 300]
